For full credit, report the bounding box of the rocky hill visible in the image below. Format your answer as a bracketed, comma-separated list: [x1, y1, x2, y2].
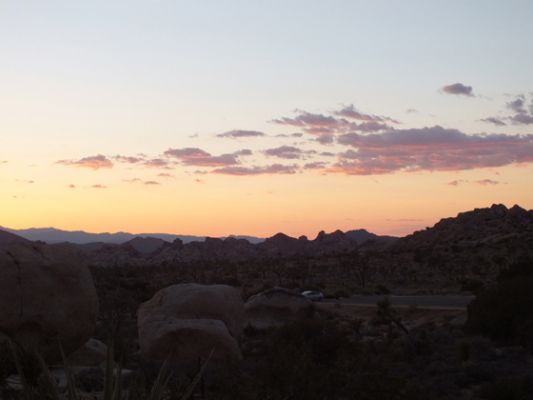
[384, 204, 533, 290]
[394, 204, 533, 250]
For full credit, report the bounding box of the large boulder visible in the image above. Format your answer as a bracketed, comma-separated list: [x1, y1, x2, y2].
[245, 287, 314, 330]
[138, 284, 244, 367]
[0, 239, 99, 361]
[67, 338, 107, 366]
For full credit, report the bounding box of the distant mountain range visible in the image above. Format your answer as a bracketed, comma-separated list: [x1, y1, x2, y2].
[0, 225, 397, 267]
[2, 204, 532, 290]
[0, 226, 265, 245]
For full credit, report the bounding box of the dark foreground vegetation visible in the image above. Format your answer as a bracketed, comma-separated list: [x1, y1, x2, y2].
[1, 205, 533, 399]
[1, 256, 532, 400]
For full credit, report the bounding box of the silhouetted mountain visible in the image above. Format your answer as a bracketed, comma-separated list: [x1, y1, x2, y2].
[0, 229, 32, 247]
[122, 237, 167, 255]
[345, 229, 397, 244]
[0, 227, 264, 245]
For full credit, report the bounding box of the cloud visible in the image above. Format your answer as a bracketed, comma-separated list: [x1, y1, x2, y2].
[334, 104, 399, 124]
[91, 184, 107, 189]
[448, 179, 500, 187]
[272, 109, 392, 142]
[496, 95, 533, 125]
[114, 155, 144, 164]
[56, 154, 113, 170]
[212, 164, 299, 176]
[16, 179, 34, 184]
[303, 162, 327, 170]
[143, 158, 173, 169]
[124, 178, 142, 183]
[506, 96, 527, 114]
[448, 180, 466, 186]
[480, 117, 506, 126]
[124, 178, 161, 185]
[332, 126, 533, 175]
[442, 83, 474, 96]
[217, 130, 265, 138]
[264, 145, 303, 159]
[476, 179, 499, 186]
[232, 149, 253, 156]
[157, 172, 174, 178]
[164, 147, 240, 167]
[68, 184, 76, 189]
[316, 134, 335, 144]
[510, 113, 533, 125]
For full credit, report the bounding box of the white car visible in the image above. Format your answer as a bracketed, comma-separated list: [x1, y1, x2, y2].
[301, 290, 324, 301]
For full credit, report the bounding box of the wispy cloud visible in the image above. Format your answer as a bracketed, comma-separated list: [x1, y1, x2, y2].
[448, 179, 500, 186]
[114, 155, 145, 164]
[264, 145, 304, 159]
[448, 179, 466, 186]
[482, 94, 533, 126]
[56, 154, 113, 170]
[143, 158, 173, 169]
[442, 83, 474, 97]
[476, 179, 500, 185]
[216, 129, 265, 138]
[303, 161, 327, 170]
[334, 104, 399, 124]
[480, 117, 507, 126]
[272, 108, 393, 143]
[91, 184, 107, 189]
[164, 147, 241, 167]
[212, 164, 299, 175]
[332, 126, 533, 175]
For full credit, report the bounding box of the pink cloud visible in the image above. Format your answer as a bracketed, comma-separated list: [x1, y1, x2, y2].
[264, 145, 303, 159]
[114, 155, 145, 164]
[56, 154, 113, 170]
[303, 162, 327, 170]
[143, 158, 173, 169]
[272, 108, 392, 141]
[212, 164, 299, 176]
[164, 147, 240, 167]
[217, 130, 265, 138]
[332, 126, 533, 175]
[334, 104, 399, 124]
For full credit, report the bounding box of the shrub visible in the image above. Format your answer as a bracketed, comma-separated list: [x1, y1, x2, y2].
[465, 276, 533, 350]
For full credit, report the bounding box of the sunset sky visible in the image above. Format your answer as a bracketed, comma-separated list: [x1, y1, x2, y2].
[1, 0, 533, 238]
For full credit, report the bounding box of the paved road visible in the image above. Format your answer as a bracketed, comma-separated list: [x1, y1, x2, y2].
[324, 295, 474, 310]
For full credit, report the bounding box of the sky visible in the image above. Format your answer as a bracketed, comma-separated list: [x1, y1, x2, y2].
[1, 0, 533, 238]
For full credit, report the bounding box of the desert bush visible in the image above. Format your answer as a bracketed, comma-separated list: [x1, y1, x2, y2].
[465, 276, 533, 350]
[478, 376, 533, 400]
